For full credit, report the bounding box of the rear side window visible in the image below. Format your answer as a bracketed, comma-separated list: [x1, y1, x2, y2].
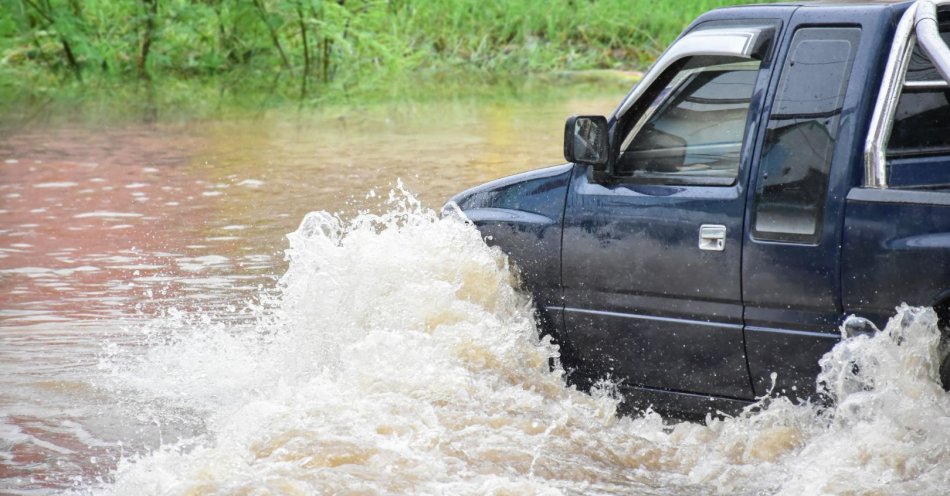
[888, 90, 950, 155]
[752, 27, 860, 243]
[886, 21, 950, 158]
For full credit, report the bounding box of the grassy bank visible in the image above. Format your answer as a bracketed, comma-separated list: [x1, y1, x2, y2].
[0, 0, 764, 115]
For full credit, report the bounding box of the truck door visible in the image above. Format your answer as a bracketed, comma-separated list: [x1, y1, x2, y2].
[560, 22, 777, 401]
[743, 24, 864, 397]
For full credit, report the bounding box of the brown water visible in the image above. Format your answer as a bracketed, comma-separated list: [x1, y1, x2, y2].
[0, 92, 621, 322]
[0, 90, 621, 493]
[2, 89, 949, 496]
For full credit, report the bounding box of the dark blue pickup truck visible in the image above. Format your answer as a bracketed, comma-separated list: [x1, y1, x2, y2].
[446, 0, 950, 416]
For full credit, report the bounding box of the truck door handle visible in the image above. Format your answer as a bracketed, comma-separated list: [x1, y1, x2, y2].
[699, 224, 727, 251]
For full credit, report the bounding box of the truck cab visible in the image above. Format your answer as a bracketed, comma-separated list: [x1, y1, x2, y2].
[446, 0, 950, 417]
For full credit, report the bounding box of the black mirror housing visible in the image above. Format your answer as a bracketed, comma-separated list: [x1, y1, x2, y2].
[564, 115, 609, 170]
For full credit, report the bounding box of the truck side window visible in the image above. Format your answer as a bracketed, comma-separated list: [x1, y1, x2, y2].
[615, 56, 761, 184]
[886, 22, 950, 159]
[752, 27, 860, 244]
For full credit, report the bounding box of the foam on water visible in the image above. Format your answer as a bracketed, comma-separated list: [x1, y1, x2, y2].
[91, 191, 949, 495]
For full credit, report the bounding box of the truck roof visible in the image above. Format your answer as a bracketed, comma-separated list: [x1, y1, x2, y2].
[735, 0, 912, 7]
[701, 0, 913, 23]
[703, 0, 916, 20]
[763, 0, 911, 4]
[801, 0, 910, 4]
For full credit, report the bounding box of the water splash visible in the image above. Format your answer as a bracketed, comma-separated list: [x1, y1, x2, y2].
[92, 191, 950, 495]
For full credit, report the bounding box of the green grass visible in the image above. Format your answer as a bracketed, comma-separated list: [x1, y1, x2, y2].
[0, 0, 767, 117]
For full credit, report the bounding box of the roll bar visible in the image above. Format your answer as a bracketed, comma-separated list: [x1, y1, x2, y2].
[864, 0, 950, 188]
[917, 0, 950, 83]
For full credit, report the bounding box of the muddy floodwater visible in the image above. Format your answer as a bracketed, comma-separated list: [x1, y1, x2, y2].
[2, 87, 949, 495]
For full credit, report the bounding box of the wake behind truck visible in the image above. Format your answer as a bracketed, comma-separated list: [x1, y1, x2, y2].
[446, 0, 950, 417]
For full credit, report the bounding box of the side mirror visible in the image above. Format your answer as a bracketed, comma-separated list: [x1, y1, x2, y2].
[564, 115, 609, 169]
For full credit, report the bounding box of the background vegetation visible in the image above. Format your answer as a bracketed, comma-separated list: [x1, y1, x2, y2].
[0, 0, 764, 114]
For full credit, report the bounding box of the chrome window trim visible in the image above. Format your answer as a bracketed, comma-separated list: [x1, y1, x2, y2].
[903, 79, 949, 88]
[614, 27, 769, 119]
[864, 0, 950, 188]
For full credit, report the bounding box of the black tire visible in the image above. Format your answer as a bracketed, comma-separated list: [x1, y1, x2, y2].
[936, 303, 950, 391]
[941, 354, 950, 392]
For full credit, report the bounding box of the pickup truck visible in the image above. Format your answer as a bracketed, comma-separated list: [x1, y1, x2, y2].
[445, 0, 950, 417]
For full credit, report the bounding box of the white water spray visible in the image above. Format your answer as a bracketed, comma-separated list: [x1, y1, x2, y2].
[92, 191, 950, 495]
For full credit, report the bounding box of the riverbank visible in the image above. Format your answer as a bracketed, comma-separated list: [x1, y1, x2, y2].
[0, 70, 639, 133]
[0, 0, 757, 116]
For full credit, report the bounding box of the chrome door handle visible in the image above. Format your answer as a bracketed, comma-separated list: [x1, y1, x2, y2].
[699, 224, 726, 251]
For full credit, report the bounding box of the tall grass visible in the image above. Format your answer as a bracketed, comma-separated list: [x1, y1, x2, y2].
[0, 0, 765, 110]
